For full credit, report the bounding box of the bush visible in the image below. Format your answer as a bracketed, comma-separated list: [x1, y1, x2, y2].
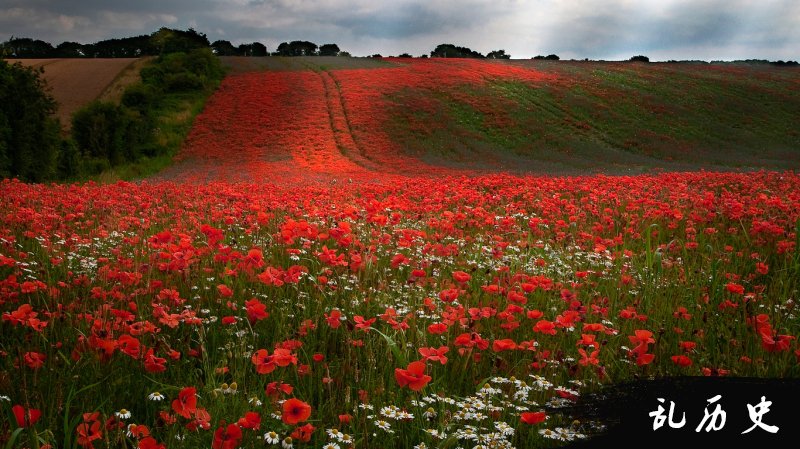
[71, 101, 128, 166]
[121, 83, 160, 111]
[164, 72, 204, 91]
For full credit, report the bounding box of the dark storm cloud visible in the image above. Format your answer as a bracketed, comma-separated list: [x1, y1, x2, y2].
[1, 0, 797, 60]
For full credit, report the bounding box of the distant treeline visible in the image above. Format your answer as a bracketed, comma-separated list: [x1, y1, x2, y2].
[0, 29, 350, 59]
[2, 28, 797, 65]
[1, 28, 211, 58]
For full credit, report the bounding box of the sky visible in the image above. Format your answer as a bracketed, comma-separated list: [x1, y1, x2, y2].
[1, 0, 798, 60]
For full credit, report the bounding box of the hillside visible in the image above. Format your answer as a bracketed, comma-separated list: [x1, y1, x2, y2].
[201, 57, 800, 177]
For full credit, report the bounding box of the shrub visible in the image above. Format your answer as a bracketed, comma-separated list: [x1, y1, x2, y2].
[121, 83, 160, 111]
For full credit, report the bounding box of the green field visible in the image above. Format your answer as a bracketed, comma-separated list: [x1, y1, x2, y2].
[381, 61, 800, 174]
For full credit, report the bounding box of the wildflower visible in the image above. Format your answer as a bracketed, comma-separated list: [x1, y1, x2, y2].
[521, 411, 547, 424]
[322, 443, 341, 449]
[212, 423, 242, 449]
[264, 431, 280, 444]
[394, 361, 432, 391]
[148, 392, 165, 401]
[282, 398, 312, 425]
[12, 405, 41, 427]
[374, 420, 393, 432]
[281, 437, 294, 449]
[171, 387, 197, 419]
[115, 409, 132, 419]
[326, 428, 344, 440]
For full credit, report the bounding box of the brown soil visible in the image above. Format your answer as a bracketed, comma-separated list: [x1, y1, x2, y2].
[6, 58, 144, 130]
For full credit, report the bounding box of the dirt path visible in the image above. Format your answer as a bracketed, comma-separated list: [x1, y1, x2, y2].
[318, 70, 382, 171]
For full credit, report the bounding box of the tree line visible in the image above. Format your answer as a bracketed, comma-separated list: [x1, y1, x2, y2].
[0, 30, 350, 59]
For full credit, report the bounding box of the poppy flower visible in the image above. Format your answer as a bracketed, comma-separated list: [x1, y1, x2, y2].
[492, 339, 518, 351]
[171, 387, 197, 418]
[520, 411, 547, 424]
[139, 437, 165, 449]
[76, 413, 102, 448]
[251, 349, 276, 374]
[12, 405, 41, 427]
[671, 355, 693, 367]
[394, 361, 432, 391]
[237, 411, 261, 430]
[419, 346, 449, 365]
[290, 423, 315, 442]
[212, 423, 242, 449]
[282, 398, 312, 425]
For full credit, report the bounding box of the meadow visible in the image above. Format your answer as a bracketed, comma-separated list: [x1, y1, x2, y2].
[1, 57, 799, 449]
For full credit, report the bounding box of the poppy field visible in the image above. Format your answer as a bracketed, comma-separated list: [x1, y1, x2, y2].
[2, 58, 800, 449]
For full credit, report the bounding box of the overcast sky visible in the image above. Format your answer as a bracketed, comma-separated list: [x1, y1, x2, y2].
[1, 0, 798, 60]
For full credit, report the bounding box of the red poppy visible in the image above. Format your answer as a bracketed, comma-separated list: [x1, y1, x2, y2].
[419, 346, 449, 365]
[212, 423, 242, 449]
[291, 423, 315, 442]
[251, 349, 276, 374]
[578, 348, 601, 366]
[492, 339, 518, 351]
[671, 355, 693, 367]
[171, 387, 197, 418]
[138, 437, 165, 449]
[452, 271, 471, 283]
[23, 351, 46, 369]
[237, 411, 261, 430]
[245, 298, 269, 323]
[325, 309, 343, 328]
[394, 361, 432, 391]
[282, 398, 312, 425]
[144, 348, 167, 373]
[520, 411, 547, 424]
[532, 320, 557, 335]
[11, 405, 41, 427]
[76, 413, 102, 448]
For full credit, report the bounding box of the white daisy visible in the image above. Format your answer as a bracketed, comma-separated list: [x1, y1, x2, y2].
[148, 392, 165, 401]
[264, 431, 280, 444]
[115, 409, 131, 419]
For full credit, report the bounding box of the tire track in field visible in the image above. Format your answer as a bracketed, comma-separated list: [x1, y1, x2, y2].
[317, 69, 381, 171]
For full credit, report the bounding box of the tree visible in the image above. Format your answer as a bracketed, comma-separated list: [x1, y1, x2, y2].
[276, 41, 318, 56]
[0, 60, 61, 181]
[0, 37, 55, 58]
[487, 49, 510, 59]
[430, 44, 484, 58]
[533, 54, 560, 60]
[55, 41, 85, 57]
[237, 42, 268, 56]
[630, 55, 650, 63]
[212, 40, 239, 56]
[318, 43, 340, 56]
[150, 28, 210, 54]
[398, 53, 413, 58]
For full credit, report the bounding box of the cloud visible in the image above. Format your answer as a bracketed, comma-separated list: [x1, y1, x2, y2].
[0, 0, 797, 60]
